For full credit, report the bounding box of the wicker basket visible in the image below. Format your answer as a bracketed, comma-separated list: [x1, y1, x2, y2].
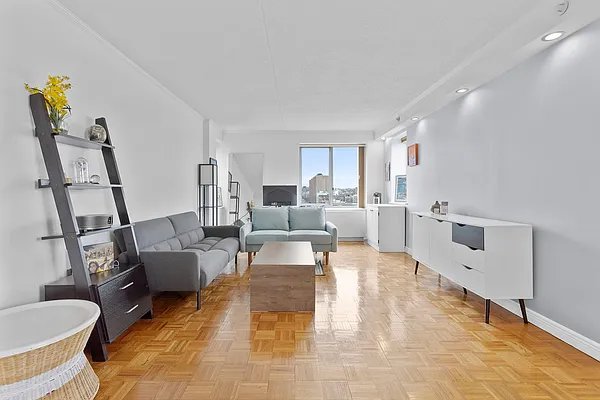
[0, 300, 100, 399]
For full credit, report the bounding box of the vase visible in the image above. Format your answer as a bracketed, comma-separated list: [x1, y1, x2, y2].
[49, 107, 69, 134]
[74, 157, 89, 184]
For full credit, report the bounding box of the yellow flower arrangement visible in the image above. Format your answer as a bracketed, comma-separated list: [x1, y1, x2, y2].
[25, 75, 72, 133]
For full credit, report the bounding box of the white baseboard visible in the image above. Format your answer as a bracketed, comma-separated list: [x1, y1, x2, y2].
[494, 299, 600, 361]
[405, 246, 412, 255]
[339, 237, 365, 242]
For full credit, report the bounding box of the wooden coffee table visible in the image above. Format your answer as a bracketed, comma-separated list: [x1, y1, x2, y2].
[250, 241, 315, 312]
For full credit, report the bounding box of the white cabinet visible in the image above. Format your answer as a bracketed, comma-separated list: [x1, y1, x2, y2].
[366, 204, 406, 252]
[411, 212, 533, 324]
[412, 214, 430, 264]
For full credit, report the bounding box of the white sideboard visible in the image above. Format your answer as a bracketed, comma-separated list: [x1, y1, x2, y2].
[366, 204, 406, 252]
[411, 212, 532, 323]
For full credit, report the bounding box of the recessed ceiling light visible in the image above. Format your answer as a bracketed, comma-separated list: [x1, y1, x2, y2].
[410, 116, 420, 121]
[456, 88, 469, 94]
[542, 31, 564, 41]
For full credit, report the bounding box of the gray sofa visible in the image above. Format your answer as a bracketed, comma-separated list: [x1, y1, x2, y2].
[122, 211, 239, 310]
[240, 207, 338, 265]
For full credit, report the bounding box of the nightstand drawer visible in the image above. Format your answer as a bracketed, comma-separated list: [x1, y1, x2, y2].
[97, 265, 151, 342]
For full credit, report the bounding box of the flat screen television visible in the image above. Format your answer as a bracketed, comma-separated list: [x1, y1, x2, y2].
[263, 185, 297, 206]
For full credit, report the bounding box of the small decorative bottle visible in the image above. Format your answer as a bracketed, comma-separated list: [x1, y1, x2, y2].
[440, 201, 448, 215]
[431, 201, 441, 214]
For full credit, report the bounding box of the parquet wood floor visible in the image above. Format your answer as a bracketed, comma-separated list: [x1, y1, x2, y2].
[92, 243, 600, 399]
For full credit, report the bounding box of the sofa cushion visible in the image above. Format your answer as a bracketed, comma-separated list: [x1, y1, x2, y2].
[143, 238, 183, 252]
[252, 207, 289, 231]
[176, 228, 206, 248]
[186, 237, 220, 252]
[289, 230, 332, 245]
[134, 217, 176, 250]
[197, 249, 229, 288]
[211, 237, 240, 261]
[168, 211, 202, 234]
[246, 230, 289, 245]
[289, 207, 326, 231]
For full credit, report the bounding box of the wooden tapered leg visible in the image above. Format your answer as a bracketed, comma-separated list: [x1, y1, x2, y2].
[235, 254, 238, 269]
[519, 299, 528, 324]
[414, 261, 419, 274]
[325, 252, 330, 265]
[463, 287, 468, 295]
[248, 251, 253, 265]
[196, 290, 201, 310]
[485, 299, 491, 324]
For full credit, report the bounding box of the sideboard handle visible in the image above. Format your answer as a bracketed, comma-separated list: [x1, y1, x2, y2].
[125, 304, 139, 314]
[462, 264, 473, 270]
[457, 223, 466, 227]
[119, 282, 134, 290]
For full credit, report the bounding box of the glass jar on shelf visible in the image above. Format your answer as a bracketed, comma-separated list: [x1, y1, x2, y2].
[73, 157, 89, 184]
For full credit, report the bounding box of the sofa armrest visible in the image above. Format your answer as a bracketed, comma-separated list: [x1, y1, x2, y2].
[140, 250, 200, 292]
[239, 222, 253, 252]
[202, 225, 240, 239]
[325, 221, 338, 252]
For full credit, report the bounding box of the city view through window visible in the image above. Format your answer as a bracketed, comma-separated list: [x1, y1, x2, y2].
[300, 147, 359, 207]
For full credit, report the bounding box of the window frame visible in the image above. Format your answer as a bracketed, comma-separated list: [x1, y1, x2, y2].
[299, 144, 364, 208]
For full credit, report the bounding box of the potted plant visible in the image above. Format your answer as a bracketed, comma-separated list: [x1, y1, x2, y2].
[25, 75, 72, 134]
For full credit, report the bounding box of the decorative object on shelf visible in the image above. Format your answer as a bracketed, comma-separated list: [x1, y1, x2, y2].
[408, 143, 419, 166]
[25, 75, 72, 134]
[76, 214, 113, 233]
[430, 201, 441, 214]
[384, 161, 391, 181]
[373, 192, 382, 204]
[395, 175, 407, 202]
[65, 176, 73, 185]
[87, 124, 107, 143]
[440, 201, 449, 215]
[84, 242, 116, 274]
[73, 157, 90, 184]
[89, 174, 101, 184]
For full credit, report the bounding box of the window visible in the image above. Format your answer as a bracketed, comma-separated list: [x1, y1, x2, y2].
[300, 146, 364, 207]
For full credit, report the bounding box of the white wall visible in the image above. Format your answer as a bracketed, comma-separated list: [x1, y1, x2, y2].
[405, 20, 600, 343]
[222, 131, 384, 238]
[0, 0, 205, 309]
[229, 153, 264, 224]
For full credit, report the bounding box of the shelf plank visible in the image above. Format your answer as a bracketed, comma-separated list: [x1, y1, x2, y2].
[37, 179, 123, 190]
[54, 133, 114, 150]
[41, 223, 134, 241]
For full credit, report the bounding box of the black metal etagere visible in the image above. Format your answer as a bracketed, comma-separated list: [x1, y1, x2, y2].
[30, 93, 151, 361]
[229, 181, 241, 222]
[198, 162, 219, 225]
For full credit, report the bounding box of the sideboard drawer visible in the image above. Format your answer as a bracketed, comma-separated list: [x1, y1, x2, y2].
[97, 265, 151, 342]
[452, 242, 485, 272]
[452, 223, 484, 250]
[454, 263, 485, 296]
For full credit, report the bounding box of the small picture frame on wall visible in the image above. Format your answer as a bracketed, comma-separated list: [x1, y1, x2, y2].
[395, 175, 407, 202]
[408, 143, 419, 167]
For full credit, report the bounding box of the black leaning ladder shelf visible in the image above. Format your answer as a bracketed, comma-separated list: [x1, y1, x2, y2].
[30, 93, 140, 361]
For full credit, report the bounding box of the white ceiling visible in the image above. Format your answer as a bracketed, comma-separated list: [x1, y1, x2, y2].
[56, 0, 600, 133]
